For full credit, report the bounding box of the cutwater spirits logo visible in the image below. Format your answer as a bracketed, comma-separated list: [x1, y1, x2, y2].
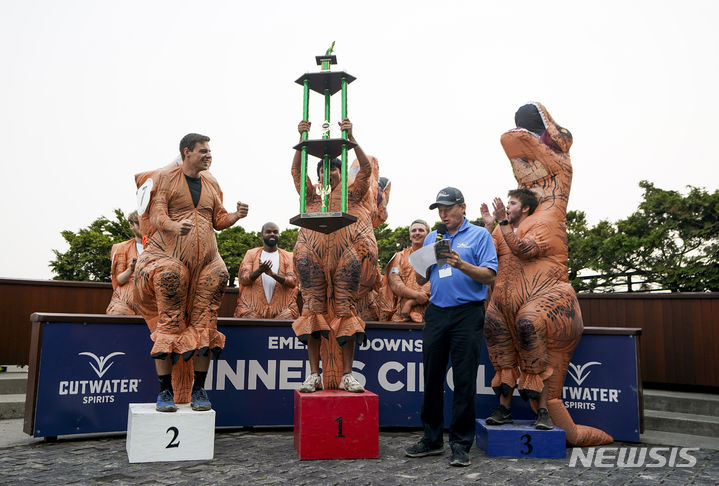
[567, 361, 601, 386]
[79, 351, 125, 378]
[58, 350, 142, 404]
[562, 360, 620, 410]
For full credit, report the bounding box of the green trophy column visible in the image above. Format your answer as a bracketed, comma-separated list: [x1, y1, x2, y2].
[341, 78, 348, 213]
[300, 79, 310, 213]
[321, 88, 331, 212]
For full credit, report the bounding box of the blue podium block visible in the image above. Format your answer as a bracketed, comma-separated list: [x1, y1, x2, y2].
[476, 419, 566, 458]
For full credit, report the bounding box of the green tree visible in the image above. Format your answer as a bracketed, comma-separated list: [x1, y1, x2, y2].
[216, 226, 262, 287]
[278, 227, 298, 252]
[567, 181, 719, 292]
[374, 223, 410, 270]
[616, 181, 719, 291]
[50, 209, 132, 282]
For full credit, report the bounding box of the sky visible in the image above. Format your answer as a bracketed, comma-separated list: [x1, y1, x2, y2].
[1, 0, 718, 280]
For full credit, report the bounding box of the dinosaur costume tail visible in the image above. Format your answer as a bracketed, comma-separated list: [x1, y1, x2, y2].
[547, 399, 614, 446]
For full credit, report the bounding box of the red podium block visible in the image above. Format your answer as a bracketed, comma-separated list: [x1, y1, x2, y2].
[293, 389, 379, 460]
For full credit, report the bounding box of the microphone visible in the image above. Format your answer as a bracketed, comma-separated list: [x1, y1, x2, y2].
[436, 224, 447, 240]
[434, 224, 450, 265]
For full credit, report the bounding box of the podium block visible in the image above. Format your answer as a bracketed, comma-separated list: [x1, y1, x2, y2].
[126, 403, 215, 463]
[476, 419, 566, 458]
[294, 389, 378, 460]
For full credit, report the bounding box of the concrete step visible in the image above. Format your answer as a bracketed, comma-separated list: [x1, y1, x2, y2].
[643, 389, 719, 416]
[644, 409, 719, 438]
[640, 430, 719, 451]
[0, 372, 28, 394]
[0, 394, 26, 420]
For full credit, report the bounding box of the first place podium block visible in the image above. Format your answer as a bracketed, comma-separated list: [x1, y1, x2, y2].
[294, 389, 378, 460]
[476, 419, 566, 458]
[126, 403, 215, 463]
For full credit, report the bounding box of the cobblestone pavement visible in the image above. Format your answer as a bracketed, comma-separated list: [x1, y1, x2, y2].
[1, 428, 718, 485]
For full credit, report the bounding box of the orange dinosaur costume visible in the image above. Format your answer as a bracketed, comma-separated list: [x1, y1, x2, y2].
[131, 160, 237, 406]
[105, 239, 139, 315]
[383, 247, 431, 322]
[292, 147, 384, 388]
[291, 155, 373, 345]
[350, 157, 391, 322]
[485, 102, 612, 446]
[234, 247, 299, 319]
[133, 163, 232, 360]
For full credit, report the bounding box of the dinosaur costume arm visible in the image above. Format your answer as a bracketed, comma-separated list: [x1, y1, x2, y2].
[277, 251, 298, 288]
[499, 221, 550, 259]
[387, 253, 423, 299]
[348, 142, 371, 202]
[208, 178, 236, 230]
[148, 170, 179, 233]
[238, 248, 260, 286]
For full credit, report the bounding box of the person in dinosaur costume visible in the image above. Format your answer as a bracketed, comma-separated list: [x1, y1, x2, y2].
[132, 158, 194, 405]
[233, 221, 299, 320]
[348, 157, 392, 322]
[383, 219, 432, 322]
[133, 133, 249, 412]
[106, 210, 143, 315]
[481, 102, 612, 446]
[291, 118, 376, 392]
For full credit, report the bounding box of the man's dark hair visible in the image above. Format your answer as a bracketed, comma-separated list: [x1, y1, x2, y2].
[508, 188, 539, 215]
[316, 158, 342, 179]
[179, 133, 211, 160]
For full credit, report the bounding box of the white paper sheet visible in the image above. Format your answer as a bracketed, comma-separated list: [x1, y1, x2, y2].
[409, 243, 439, 277]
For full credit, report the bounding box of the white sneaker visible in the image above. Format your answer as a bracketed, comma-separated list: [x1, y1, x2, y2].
[339, 373, 364, 393]
[299, 373, 322, 393]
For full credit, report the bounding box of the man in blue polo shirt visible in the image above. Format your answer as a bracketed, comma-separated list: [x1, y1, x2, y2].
[405, 186, 497, 467]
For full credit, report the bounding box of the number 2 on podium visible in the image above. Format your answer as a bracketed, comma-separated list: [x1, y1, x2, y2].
[166, 426, 180, 448]
[335, 417, 345, 438]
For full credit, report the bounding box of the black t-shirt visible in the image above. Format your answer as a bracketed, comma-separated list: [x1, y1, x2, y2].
[185, 175, 202, 207]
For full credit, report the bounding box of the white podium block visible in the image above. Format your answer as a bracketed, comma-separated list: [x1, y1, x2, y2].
[126, 403, 215, 463]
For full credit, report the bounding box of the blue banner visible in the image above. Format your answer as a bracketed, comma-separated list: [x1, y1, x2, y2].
[32, 320, 639, 441]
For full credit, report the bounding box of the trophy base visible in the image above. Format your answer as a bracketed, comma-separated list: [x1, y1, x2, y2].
[290, 212, 357, 234]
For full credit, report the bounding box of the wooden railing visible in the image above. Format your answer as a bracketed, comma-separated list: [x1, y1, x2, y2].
[578, 293, 718, 388]
[1, 278, 717, 388]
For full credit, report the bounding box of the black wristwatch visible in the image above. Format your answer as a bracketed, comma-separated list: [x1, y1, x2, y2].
[499, 219, 509, 226]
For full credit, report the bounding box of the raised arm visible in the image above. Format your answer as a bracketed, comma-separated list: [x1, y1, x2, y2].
[492, 197, 546, 259]
[209, 179, 248, 231]
[342, 118, 371, 202]
[291, 120, 314, 204]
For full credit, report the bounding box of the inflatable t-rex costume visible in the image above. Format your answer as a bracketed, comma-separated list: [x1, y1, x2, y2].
[291, 153, 383, 388]
[383, 246, 431, 322]
[349, 157, 391, 322]
[105, 239, 139, 315]
[132, 160, 232, 403]
[233, 246, 299, 319]
[485, 102, 612, 446]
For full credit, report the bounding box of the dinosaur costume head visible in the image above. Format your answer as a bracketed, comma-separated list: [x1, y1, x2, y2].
[514, 102, 572, 153]
[501, 102, 573, 216]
